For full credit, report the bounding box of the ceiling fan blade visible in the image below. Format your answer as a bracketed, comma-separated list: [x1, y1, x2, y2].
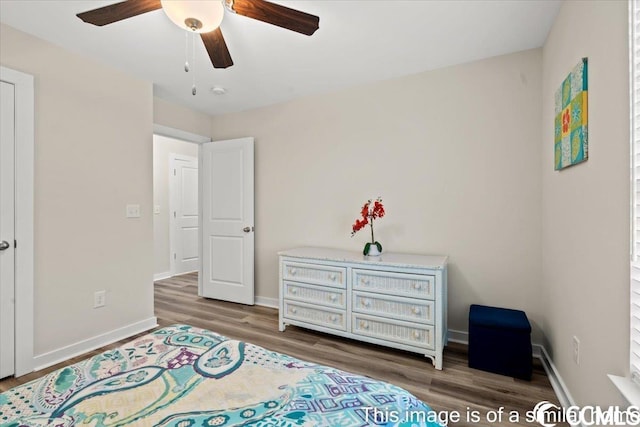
[229, 0, 319, 36]
[201, 28, 234, 69]
[77, 0, 162, 26]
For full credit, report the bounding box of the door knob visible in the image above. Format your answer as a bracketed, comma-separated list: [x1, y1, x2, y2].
[243, 227, 251, 233]
[0, 241, 10, 251]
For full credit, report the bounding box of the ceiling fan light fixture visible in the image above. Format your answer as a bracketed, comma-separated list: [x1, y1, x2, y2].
[161, 0, 225, 33]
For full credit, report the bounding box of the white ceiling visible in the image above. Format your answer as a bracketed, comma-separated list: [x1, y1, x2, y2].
[0, 0, 561, 116]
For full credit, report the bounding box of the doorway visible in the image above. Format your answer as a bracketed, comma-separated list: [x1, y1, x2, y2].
[153, 134, 200, 280]
[152, 127, 255, 306]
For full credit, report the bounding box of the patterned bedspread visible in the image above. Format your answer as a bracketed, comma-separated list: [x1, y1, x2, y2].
[0, 325, 442, 427]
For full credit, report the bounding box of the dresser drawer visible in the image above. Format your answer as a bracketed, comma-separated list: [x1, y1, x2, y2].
[282, 261, 346, 288]
[284, 281, 346, 309]
[352, 269, 434, 299]
[352, 314, 434, 350]
[353, 291, 434, 324]
[283, 301, 346, 331]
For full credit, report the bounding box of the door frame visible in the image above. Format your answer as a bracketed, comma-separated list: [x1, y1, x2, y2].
[153, 124, 211, 145]
[0, 66, 34, 377]
[169, 153, 199, 276]
[152, 124, 210, 281]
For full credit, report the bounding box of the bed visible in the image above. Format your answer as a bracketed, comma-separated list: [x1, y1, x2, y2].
[0, 324, 442, 426]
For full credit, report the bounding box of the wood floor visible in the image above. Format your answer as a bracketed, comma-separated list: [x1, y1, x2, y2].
[1, 272, 565, 426]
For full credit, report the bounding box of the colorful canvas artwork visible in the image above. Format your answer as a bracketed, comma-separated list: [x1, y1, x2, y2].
[554, 58, 588, 170]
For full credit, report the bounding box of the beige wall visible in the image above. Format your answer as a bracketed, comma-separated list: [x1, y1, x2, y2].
[0, 24, 155, 355]
[153, 135, 199, 276]
[2, 1, 629, 405]
[541, 0, 629, 406]
[211, 49, 544, 339]
[154, 97, 211, 137]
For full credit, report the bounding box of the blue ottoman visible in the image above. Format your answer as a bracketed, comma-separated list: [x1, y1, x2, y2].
[468, 304, 532, 380]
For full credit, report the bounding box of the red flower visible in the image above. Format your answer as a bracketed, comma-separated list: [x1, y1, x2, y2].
[373, 201, 385, 218]
[361, 203, 370, 219]
[351, 217, 369, 233]
[350, 197, 385, 239]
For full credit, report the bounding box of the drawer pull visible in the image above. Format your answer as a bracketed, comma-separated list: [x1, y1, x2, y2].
[413, 330, 421, 339]
[329, 294, 337, 301]
[329, 315, 338, 322]
[361, 278, 370, 285]
[289, 268, 297, 276]
[329, 273, 337, 281]
[412, 307, 421, 315]
[360, 321, 369, 330]
[363, 299, 371, 308]
[290, 287, 297, 295]
[291, 308, 298, 314]
[413, 282, 422, 290]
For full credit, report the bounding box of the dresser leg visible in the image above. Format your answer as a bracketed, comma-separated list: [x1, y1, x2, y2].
[279, 322, 286, 332]
[434, 356, 443, 370]
[425, 354, 443, 370]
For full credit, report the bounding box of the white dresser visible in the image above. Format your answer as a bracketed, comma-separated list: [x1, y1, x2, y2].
[278, 247, 448, 370]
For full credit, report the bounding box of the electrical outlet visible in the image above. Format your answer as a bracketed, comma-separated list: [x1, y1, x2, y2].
[572, 336, 580, 365]
[126, 204, 141, 218]
[94, 290, 106, 308]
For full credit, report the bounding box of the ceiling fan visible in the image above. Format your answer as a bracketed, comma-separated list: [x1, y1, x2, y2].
[76, 0, 320, 70]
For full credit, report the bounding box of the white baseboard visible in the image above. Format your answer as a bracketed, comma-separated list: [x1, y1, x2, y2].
[255, 296, 278, 308]
[538, 345, 577, 408]
[154, 272, 172, 281]
[447, 329, 469, 344]
[33, 317, 158, 371]
[444, 329, 574, 410]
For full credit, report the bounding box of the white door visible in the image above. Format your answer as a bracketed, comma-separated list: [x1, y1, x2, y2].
[200, 137, 254, 305]
[170, 154, 199, 275]
[0, 81, 16, 379]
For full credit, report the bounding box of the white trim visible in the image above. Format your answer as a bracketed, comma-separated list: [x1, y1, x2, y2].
[532, 344, 542, 359]
[255, 296, 278, 308]
[154, 271, 198, 282]
[444, 329, 575, 409]
[447, 329, 544, 353]
[609, 375, 640, 406]
[33, 317, 158, 371]
[446, 329, 468, 344]
[0, 66, 34, 377]
[198, 144, 203, 297]
[153, 124, 211, 144]
[169, 153, 176, 276]
[538, 345, 577, 408]
[154, 271, 172, 281]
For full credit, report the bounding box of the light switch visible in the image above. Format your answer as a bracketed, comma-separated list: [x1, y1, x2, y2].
[154, 205, 161, 215]
[126, 204, 141, 218]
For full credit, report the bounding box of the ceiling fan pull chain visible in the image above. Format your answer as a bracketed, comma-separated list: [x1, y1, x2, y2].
[184, 31, 190, 72]
[191, 31, 197, 96]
